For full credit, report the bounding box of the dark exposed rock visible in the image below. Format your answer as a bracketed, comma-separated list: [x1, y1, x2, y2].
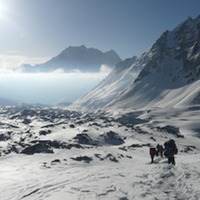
[128, 143, 150, 149]
[182, 145, 196, 153]
[21, 109, 37, 117]
[0, 134, 10, 141]
[41, 124, 55, 128]
[51, 159, 61, 164]
[21, 142, 54, 155]
[89, 122, 101, 127]
[133, 126, 149, 134]
[126, 155, 132, 159]
[10, 145, 19, 153]
[20, 140, 70, 155]
[67, 143, 84, 149]
[94, 153, 102, 159]
[116, 113, 148, 126]
[69, 124, 75, 128]
[76, 120, 84, 125]
[103, 131, 124, 145]
[30, 140, 69, 149]
[70, 156, 93, 163]
[105, 153, 119, 162]
[119, 146, 127, 151]
[156, 125, 184, 138]
[73, 133, 93, 145]
[119, 197, 129, 200]
[150, 136, 156, 141]
[39, 130, 52, 136]
[128, 144, 143, 148]
[0, 122, 19, 129]
[22, 118, 32, 124]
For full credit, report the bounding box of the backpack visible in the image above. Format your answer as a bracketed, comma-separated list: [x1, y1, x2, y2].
[150, 148, 158, 156]
[164, 140, 178, 156]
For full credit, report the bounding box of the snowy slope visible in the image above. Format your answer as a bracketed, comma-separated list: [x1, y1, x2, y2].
[108, 16, 200, 110]
[72, 15, 200, 111]
[71, 56, 139, 110]
[0, 105, 200, 200]
[21, 45, 122, 73]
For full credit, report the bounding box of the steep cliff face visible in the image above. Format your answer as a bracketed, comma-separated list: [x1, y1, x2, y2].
[136, 16, 200, 84]
[107, 15, 200, 110]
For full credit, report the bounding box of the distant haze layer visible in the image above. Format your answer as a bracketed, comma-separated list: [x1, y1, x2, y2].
[0, 70, 110, 105]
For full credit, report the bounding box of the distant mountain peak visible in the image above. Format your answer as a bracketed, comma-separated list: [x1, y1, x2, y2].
[21, 45, 122, 73]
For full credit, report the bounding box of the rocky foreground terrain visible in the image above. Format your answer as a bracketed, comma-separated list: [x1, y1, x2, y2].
[0, 105, 200, 199]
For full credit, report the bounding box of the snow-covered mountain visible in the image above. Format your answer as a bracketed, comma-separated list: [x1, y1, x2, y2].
[71, 56, 138, 109]
[72, 15, 200, 111]
[21, 45, 122, 73]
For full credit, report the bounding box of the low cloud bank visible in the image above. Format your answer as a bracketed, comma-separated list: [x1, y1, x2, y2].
[0, 67, 111, 105]
[0, 54, 113, 104]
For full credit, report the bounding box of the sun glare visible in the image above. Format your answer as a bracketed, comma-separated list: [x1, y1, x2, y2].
[0, 2, 8, 20]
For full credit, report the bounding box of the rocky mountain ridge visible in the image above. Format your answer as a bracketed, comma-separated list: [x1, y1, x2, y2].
[21, 45, 122, 73]
[72, 15, 200, 110]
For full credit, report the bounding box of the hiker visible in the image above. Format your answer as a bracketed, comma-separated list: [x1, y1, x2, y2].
[149, 146, 158, 163]
[164, 139, 178, 165]
[156, 144, 164, 158]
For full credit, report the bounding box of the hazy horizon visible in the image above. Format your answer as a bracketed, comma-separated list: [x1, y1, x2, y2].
[0, 69, 110, 105]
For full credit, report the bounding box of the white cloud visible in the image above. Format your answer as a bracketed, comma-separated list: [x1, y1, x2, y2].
[50, 68, 65, 74]
[100, 64, 112, 74]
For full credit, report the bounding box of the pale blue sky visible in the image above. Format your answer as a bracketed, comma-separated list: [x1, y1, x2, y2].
[0, 0, 200, 66]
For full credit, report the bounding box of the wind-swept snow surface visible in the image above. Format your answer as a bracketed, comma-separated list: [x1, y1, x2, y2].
[0, 105, 200, 200]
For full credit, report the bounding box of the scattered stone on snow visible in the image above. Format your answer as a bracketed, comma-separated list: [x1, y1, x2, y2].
[119, 146, 127, 151]
[156, 125, 184, 138]
[51, 159, 61, 164]
[73, 133, 94, 145]
[0, 133, 10, 141]
[181, 145, 197, 153]
[69, 124, 75, 128]
[22, 118, 32, 124]
[39, 129, 52, 136]
[150, 136, 156, 141]
[105, 153, 119, 162]
[70, 155, 93, 163]
[21, 142, 54, 155]
[128, 143, 150, 149]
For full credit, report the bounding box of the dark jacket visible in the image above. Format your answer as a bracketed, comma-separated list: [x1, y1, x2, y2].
[164, 140, 178, 157]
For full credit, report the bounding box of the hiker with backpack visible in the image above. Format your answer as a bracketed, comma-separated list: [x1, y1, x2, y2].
[156, 143, 164, 158]
[164, 139, 178, 165]
[149, 146, 158, 163]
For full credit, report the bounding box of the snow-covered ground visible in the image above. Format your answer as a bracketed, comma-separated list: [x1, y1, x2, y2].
[0, 105, 200, 200]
